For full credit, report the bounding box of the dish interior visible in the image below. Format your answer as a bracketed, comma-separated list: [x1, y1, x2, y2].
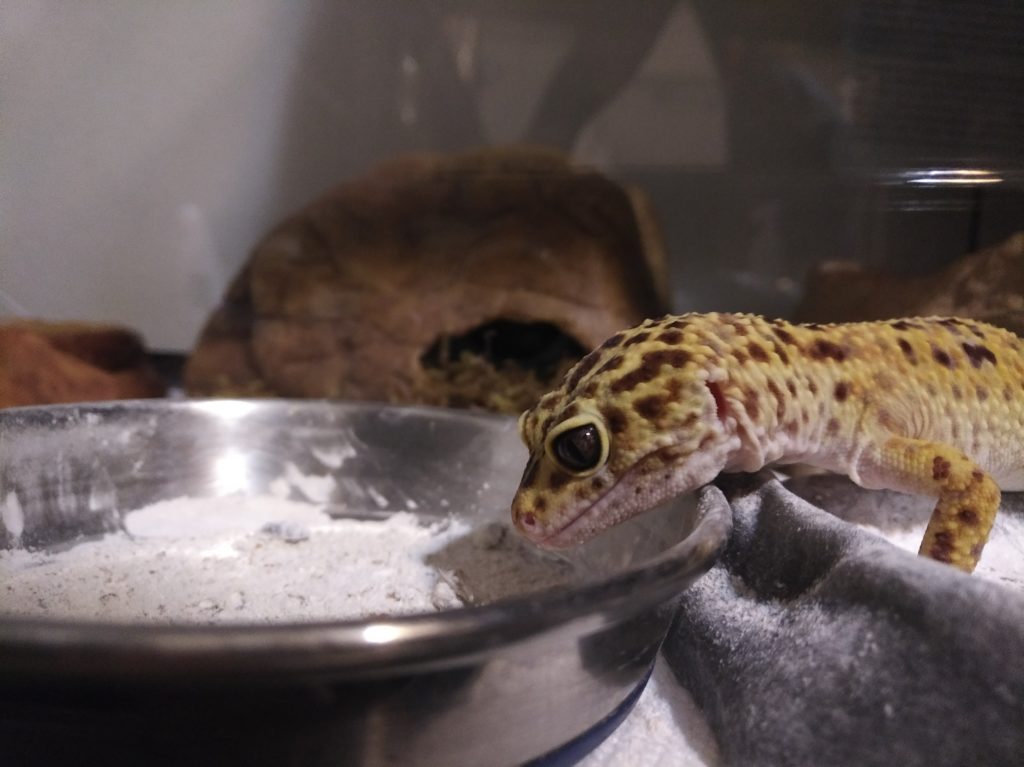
[0, 400, 700, 626]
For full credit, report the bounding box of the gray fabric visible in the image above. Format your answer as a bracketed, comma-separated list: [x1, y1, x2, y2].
[663, 473, 1024, 767]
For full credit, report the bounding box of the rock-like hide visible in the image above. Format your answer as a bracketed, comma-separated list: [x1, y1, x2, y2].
[185, 147, 668, 413]
[796, 232, 1024, 334]
[0, 321, 165, 408]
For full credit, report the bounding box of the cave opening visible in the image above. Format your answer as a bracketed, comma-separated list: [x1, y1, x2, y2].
[420, 320, 588, 411]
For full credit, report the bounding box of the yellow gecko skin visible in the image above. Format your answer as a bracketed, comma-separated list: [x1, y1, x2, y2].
[511, 313, 1024, 573]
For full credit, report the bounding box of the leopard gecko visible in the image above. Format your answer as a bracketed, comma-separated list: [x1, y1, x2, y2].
[512, 313, 1024, 573]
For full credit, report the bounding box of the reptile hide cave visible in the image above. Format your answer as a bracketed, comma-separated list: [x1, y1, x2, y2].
[185, 147, 668, 413]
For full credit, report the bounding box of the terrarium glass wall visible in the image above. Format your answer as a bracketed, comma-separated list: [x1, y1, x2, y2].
[3, 0, 1022, 350]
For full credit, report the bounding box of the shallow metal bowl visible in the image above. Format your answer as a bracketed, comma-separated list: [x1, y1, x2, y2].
[0, 400, 729, 767]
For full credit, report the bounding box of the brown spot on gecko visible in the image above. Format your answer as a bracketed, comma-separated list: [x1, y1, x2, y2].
[610, 368, 650, 396]
[610, 350, 690, 393]
[876, 409, 895, 431]
[834, 382, 850, 402]
[733, 349, 749, 365]
[520, 459, 539, 489]
[533, 497, 547, 512]
[971, 469, 984, 483]
[601, 332, 626, 350]
[977, 386, 989, 401]
[826, 417, 840, 435]
[952, 385, 963, 400]
[773, 327, 797, 346]
[772, 342, 790, 365]
[748, 342, 769, 362]
[623, 331, 651, 347]
[1004, 385, 1013, 402]
[634, 394, 667, 421]
[874, 372, 895, 391]
[565, 352, 600, 391]
[897, 338, 917, 363]
[651, 348, 691, 368]
[808, 380, 819, 396]
[548, 470, 571, 491]
[930, 531, 955, 562]
[601, 405, 628, 434]
[958, 508, 979, 525]
[665, 319, 688, 330]
[807, 339, 847, 362]
[786, 380, 797, 397]
[658, 329, 683, 345]
[962, 343, 997, 368]
[932, 346, 953, 368]
[932, 456, 952, 481]
[597, 355, 625, 375]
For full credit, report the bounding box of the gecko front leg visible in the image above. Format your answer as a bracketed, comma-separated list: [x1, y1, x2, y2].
[854, 436, 1001, 573]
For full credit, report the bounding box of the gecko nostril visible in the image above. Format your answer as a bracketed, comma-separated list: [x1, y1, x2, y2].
[523, 513, 537, 527]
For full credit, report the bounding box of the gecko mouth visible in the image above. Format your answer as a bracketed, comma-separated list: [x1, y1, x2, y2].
[536, 445, 688, 548]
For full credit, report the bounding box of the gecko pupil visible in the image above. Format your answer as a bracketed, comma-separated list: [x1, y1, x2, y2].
[553, 424, 601, 472]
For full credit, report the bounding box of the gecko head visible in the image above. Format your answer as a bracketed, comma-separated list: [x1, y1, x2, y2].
[511, 358, 727, 549]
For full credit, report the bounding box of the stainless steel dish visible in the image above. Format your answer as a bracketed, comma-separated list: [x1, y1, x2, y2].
[0, 400, 730, 767]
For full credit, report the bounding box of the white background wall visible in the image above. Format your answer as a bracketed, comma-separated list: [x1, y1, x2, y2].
[7, 2, 1018, 350]
[1, 1, 723, 350]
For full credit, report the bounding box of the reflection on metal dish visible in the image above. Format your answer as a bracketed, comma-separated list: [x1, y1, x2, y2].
[0, 400, 730, 767]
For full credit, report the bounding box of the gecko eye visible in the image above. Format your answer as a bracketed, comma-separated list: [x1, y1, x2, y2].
[553, 425, 600, 471]
[545, 415, 609, 476]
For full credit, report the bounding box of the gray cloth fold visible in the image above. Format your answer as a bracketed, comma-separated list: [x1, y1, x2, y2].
[663, 473, 1024, 767]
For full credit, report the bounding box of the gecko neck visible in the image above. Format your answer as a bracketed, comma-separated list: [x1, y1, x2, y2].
[706, 344, 843, 476]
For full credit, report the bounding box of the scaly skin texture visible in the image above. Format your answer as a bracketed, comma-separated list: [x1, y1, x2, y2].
[511, 313, 1024, 573]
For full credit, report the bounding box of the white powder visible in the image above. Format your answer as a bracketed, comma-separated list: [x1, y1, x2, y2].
[268, 462, 337, 504]
[0, 494, 572, 624]
[858, 512, 1024, 591]
[790, 477, 1024, 592]
[581, 655, 721, 767]
[2, 491, 25, 540]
